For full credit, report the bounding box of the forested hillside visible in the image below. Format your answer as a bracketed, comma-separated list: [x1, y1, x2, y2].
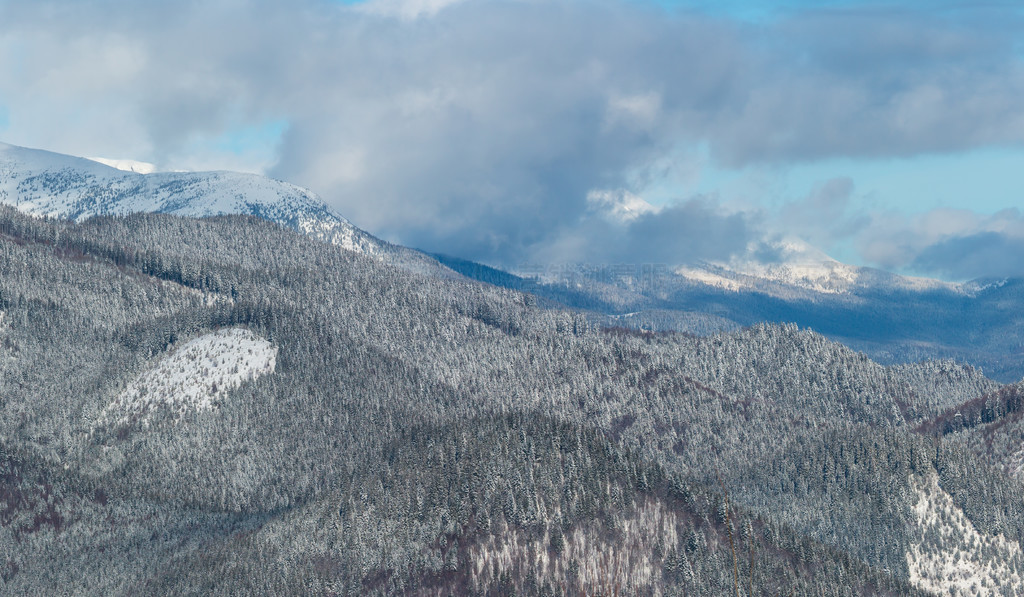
[2, 205, 1022, 595]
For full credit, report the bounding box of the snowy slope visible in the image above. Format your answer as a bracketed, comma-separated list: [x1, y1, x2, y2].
[907, 474, 1024, 596]
[0, 141, 380, 254]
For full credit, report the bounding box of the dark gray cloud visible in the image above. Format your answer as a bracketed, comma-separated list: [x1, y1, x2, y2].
[856, 207, 1024, 281]
[911, 232, 1024, 281]
[621, 200, 753, 265]
[2, 0, 1024, 268]
[709, 5, 1024, 166]
[535, 196, 757, 266]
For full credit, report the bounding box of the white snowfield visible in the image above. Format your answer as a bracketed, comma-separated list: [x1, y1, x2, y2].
[0, 141, 378, 255]
[101, 328, 277, 428]
[86, 156, 157, 174]
[906, 474, 1024, 596]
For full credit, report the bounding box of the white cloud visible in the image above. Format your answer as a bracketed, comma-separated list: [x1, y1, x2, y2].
[604, 92, 661, 131]
[354, 0, 469, 20]
[307, 147, 367, 187]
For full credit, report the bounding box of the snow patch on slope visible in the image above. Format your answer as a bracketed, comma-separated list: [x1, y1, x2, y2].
[470, 498, 680, 594]
[907, 473, 1024, 596]
[0, 310, 12, 363]
[730, 261, 860, 295]
[1006, 445, 1024, 479]
[674, 266, 745, 292]
[101, 328, 276, 428]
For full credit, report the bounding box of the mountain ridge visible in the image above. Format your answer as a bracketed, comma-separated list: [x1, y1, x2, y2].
[0, 141, 379, 254]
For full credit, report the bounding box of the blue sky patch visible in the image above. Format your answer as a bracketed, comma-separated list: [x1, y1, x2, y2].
[214, 119, 289, 157]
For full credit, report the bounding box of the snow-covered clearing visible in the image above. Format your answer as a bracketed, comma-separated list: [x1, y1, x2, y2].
[101, 327, 276, 427]
[907, 473, 1024, 596]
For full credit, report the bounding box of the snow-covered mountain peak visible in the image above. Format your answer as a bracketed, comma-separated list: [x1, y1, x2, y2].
[0, 141, 381, 255]
[675, 238, 959, 296]
[718, 239, 862, 294]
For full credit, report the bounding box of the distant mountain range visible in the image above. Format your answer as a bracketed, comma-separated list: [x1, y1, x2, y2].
[442, 251, 1024, 382]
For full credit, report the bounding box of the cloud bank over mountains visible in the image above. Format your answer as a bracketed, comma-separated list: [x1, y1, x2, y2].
[1, 0, 1023, 278]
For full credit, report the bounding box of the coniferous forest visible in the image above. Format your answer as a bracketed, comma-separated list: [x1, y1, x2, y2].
[3, 204, 1024, 595]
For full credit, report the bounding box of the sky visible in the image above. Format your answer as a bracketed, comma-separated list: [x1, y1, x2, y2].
[1, 0, 1023, 280]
